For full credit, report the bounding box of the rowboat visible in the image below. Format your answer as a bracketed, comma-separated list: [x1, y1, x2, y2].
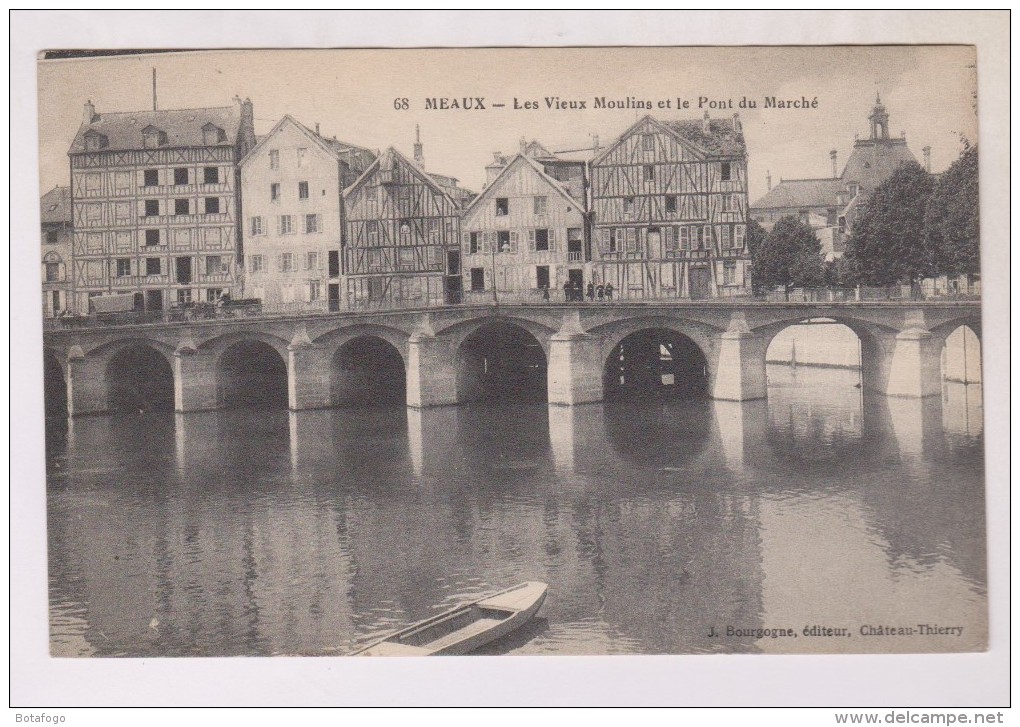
[351, 581, 548, 656]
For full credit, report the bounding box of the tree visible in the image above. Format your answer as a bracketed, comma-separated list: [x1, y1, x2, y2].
[842, 161, 935, 285]
[924, 144, 979, 277]
[750, 216, 825, 293]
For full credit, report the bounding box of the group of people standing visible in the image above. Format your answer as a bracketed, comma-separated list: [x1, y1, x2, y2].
[560, 279, 615, 303]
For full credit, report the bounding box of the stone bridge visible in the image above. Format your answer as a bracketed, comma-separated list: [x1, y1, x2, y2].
[42, 301, 982, 416]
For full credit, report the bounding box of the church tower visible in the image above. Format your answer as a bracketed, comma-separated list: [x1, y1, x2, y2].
[868, 94, 890, 141]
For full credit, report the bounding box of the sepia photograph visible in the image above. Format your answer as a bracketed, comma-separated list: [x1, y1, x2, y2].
[12, 10, 1009, 709]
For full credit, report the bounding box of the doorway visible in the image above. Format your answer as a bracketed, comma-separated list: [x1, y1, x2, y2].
[690, 266, 711, 300]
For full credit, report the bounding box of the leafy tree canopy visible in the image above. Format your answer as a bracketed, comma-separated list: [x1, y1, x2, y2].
[751, 216, 825, 292]
[924, 144, 979, 276]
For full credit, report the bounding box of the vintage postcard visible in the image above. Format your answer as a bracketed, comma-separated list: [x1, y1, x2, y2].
[14, 13, 1009, 707]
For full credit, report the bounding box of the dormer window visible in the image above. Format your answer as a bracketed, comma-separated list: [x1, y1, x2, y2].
[142, 126, 167, 148]
[83, 130, 107, 151]
[202, 123, 227, 145]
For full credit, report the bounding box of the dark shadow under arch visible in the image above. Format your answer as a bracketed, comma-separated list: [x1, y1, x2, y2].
[44, 350, 68, 418]
[217, 340, 288, 410]
[107, 344, 174, 413]
[603, 327, 708, 400]
[331, 335, 406, 407]
[457, 321, 548, 403]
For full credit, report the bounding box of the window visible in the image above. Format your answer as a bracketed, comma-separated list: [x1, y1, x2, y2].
[306, 251, 318, 270]
[45, 230, 58, 245]
[642, 133, 655, 152]
[298, 181, 309, 199]
[297, 148, 308, 167]
[45, 262, 60, 282]
[269, 150, 279, 170]
[721, 162, 732, 181]
[723, 194, 738, 212]
[250, 216, 264, 236]
[116, 258, 131, 277]
[205, 256, 225, 275]
[665, 195, 677, 214]
[304, 214, 319, 233]
[497, 230, 511, 252]
[176, 289, 192, 304]
[249, 254, 264, 273]
[679, 226, 690, 250]
[280, 253, 295, 272]
[206, 288, 224, 303]
[495, 197, 509, 216]
[535, 228, 549, 252]
[622, 197, 635, 217]
[367, 221, 379, 246]
[204, 198, 220, 214]
[271, 183, 281, 201]
[644, 165, 655, 182]
[203, 167, 219, 184]
[308, 280, 321, 301]
[470, 267, 485, 291]
[724, 261, 737, 285]
[145, 257, 161, 276]
[469, 232, 480, 254]
[175, 199, 189, 216]
[143, 128, 165, 149]
[174, 168, 188, 186]
[145, 229, 160, 247]
[534, 196, 548, 215]
[144, 199, 159, 217]
[328, 251, 340, 277]
[279, 215, 293, 234]
[734, 224, 746, 250]
[144, 169, 159, 187]
[720, 225, 732, 249]
[607, 228, 618, 253]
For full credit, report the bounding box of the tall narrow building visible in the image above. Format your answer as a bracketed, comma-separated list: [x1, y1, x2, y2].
[40, 186, 73, 317]
[67, 98, 256, 313]
[590, 114, 750, 299]
[341, 147, 462, 309]
[239, 115, 374, 312]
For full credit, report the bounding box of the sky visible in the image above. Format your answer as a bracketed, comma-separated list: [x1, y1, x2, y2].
[37, 46, 977, 202]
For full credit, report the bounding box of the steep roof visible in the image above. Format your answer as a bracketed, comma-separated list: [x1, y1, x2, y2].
[841, 138, 919, 195]
[40, 186, 71, 224]
[343, 146, 455, 205]
[659, 118, 747, 157]
[240, 115, 374, 167]
[464, 154, 580, 219]
[69, 106, 241, 153]
[751, 178, 845, 210]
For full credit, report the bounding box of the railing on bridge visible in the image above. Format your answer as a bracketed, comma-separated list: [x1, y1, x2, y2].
[44, 285, 982, 331]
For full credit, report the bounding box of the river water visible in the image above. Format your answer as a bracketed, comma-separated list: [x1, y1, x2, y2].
[46, 366, 986, 657]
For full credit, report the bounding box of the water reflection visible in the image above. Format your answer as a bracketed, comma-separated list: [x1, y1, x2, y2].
[48, 367, 986, 657]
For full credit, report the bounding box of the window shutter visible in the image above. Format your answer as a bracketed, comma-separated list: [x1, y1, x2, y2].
[278, 254, 285, 272]
[664, 226, 674, 251]
[304, 283, 312, 302]
[509, 231, 519, 253]
[528, 229, 536, 252]
[482, 232, 491, 253]
[548, 229, 556, 252]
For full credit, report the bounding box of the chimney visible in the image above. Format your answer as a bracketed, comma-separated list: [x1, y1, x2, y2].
[766, 170, 772, 191]
[238, 98, 255, 152]
[830, 149, 838, 178]
[923, 146, 932, 173]
[519, 136, 527, 154]
[83, 100, 96, 125]
[592, 133, 600, 152]
[732, 112, 741, 133]
[702, 111, 710, 134]
[413, 124, 423, 165]
[315, 122, 320, 136]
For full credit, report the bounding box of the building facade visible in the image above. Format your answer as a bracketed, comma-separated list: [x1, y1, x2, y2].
[240, 116, 374, 313]
[41, 186, 73, 317]
[67, 99, 256, 313]
[341, 148, 462, 309]
[751, 96, 922, 261]
[461, 151, 589, 302]
[590, 114, 751, 300]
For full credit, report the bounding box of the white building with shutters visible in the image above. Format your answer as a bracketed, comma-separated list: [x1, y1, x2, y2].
[239, 116, 374, 312]
[460, 151, 589, 302]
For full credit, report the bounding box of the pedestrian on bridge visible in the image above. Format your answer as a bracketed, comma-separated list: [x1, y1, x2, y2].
[586, 282, 595, 302]
[605, 282, 614, 301]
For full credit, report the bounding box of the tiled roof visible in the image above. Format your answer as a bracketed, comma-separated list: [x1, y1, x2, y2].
[40, 186, 71, 224]
[69, 106, 241, 153]
[661, 118, 746, 156]
[751, 178, 845, 210]
[841, 139, 919, 195]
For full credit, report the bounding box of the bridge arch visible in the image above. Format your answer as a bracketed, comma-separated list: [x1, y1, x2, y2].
[105, 341, 175, 413]
[435, 313, 556, 359]
[330, 335, 407, 407]
[215, 338, 289, 410]
[44, 348, 68, 418]
[938, 323, 982, 385]
[455, 319, 549, 403]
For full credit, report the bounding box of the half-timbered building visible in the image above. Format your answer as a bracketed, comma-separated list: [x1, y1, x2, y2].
[41, 186, 73, 317]
[67, 99, 256, 313]
[590, 114, 750, 299]
[342, 147, 462, 309]
[461, 152, 589, 302]
[240, 116, 374, 312]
